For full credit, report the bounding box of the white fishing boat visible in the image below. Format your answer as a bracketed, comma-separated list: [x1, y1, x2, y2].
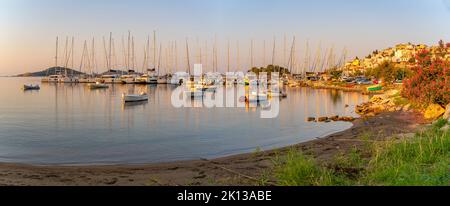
[22, 84, 40, 90]
[248, 91, 268, 102]
[122, 92, 149, 102]
[170, 72, 189, 85]
[87, 82, 109, 89]
[184, 87, 204, 98]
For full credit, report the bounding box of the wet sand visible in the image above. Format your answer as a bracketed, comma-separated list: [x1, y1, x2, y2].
[0, 111, 426, 186]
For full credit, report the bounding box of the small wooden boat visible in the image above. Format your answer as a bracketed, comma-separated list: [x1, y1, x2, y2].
[87, 82, 109, 89]
[367, 84, 382, 91]
[122, 92, 149, 102]
[22, 84, 40, 90]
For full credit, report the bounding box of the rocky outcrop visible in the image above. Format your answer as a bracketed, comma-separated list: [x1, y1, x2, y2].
[306, 115, 354, 122]
[423, 104, 446, 120]
[356, 89, 404, 116]
[443, 104, 450, 120]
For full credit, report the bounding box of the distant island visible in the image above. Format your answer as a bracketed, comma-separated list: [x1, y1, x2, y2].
[15, 67, 86, 77]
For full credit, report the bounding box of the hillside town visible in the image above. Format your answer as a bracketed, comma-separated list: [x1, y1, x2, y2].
[341, 41, 450, 76]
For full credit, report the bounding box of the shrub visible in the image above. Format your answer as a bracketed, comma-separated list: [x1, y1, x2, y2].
[402, 49, 450, 106]
[365, 61, 412, 82]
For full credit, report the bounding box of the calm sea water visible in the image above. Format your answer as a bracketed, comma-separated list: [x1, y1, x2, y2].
[0, 77, 369, 165]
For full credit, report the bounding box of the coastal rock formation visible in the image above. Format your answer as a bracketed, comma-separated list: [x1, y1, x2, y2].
[318, 117, 329, 122]
[330, 115, 340, 121]
[306, 115, 354, 122]
[424, 104, 445, 120]
[338, 116, 355, 122]
[356, 90, 403, 117]
[307, 117, 316, 122]
[443, 103, 450, 120]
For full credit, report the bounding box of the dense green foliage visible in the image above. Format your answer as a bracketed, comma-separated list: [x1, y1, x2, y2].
[365, 61, 412, 82]
[248, 65, 290, 75]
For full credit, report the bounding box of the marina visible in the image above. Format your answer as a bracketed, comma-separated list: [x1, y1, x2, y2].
[0, 77, 369, 165]
[1, 0, 447, 188]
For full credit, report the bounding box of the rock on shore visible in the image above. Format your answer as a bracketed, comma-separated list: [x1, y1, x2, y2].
[424, 104, 446, 120]
[443, 104, 450, 121]
[355, 90, 404, 116]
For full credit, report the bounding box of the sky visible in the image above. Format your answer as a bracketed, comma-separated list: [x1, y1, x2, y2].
[0, 0, 449, 75]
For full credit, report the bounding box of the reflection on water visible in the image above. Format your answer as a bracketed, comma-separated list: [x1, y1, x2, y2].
[0, 77, 370, 165]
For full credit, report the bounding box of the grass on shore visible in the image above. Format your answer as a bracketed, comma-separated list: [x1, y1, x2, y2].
[274, 119, 450, 186]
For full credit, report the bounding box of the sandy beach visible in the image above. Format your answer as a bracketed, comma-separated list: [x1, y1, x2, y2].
[0, 111, 427, 186]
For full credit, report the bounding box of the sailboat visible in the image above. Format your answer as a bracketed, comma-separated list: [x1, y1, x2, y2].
[135, 32, 158, 84]
[60, 37, 80, 83]
[98, 33, 122, 84]
[157, 43, 167, 84]
[120, 32, 138, 84]
[78, 40, 96, 83]
[42, 37, 64, 83]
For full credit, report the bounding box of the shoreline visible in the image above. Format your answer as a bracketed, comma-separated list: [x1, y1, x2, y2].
[0, 111, 427, 186]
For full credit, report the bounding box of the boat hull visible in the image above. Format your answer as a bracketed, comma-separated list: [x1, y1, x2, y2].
[367, 85, 382, 91]
[122, 94, 149, 102]
[22, 85, 40, 90]
[87, 83, 109, 89]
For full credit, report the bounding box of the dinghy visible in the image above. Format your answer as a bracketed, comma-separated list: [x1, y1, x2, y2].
[367, 84, 382, 91]
[122, 92, 149, 102]
[22, 84, 40, 90]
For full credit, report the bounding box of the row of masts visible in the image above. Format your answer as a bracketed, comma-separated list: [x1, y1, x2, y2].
[50, 33, 349, 77]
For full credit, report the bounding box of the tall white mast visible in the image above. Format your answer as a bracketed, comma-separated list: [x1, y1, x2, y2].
[250, 39, 254, 69]
[153, 30, 156, 69]
[263, 40, 266, 67]
[127, 31, 130, 71]
[227, 39, 230, 72]
[158, 43, 162, 76]
[109, 32, 112, 71]
[186, 38, 190, 75]
[175, 41, 178, 72]
[204, 40, 208, 72]
[283, 34, 286, 67]
[55, 37, 59, 68]
[91, 38, 96, 75]
[71, 36, 74, 76]
[236, 40, 240, 71]
[272, 36, 276, 66]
